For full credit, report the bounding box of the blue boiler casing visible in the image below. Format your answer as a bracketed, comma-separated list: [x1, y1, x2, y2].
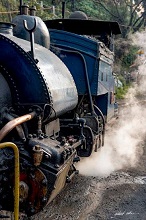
[0, 32, 78, 119]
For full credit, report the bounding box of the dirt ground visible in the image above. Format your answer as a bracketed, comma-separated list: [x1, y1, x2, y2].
[3, 153, 146, 220]
[31, 151, 146, 220]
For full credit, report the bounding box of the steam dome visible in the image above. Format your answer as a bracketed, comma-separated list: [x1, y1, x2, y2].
[69, 11, 88, 20]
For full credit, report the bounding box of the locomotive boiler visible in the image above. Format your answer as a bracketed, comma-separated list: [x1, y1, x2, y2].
[0, 3, 121, 218]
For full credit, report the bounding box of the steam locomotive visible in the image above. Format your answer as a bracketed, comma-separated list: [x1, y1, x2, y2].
[0, 3, 121, 217]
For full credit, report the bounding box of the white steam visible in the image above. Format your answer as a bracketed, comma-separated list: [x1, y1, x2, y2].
[76, 32, 146, 177]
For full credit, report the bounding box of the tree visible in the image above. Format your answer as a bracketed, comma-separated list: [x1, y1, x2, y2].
[1, 0, 146, 37]
[92, 0, 146, 37]
[0, 0, 18, 22]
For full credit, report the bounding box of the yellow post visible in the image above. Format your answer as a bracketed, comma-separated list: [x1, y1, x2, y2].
[0, 142, 19, 220]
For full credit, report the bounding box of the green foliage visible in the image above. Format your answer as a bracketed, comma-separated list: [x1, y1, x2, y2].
[115, 85, 128, 99]
[121, 45, 138, 69]
[0, 0, 145, 36]
[0, 0, 18, 22]
[114, 38, 139, 73]
[74, 0, 100, 18]
[115, 73, 132, 99]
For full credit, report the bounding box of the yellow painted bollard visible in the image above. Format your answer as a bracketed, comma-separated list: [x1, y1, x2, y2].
[0, 142, 19, 220]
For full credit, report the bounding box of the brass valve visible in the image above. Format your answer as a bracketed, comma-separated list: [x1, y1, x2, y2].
[33, 145, 43, 166]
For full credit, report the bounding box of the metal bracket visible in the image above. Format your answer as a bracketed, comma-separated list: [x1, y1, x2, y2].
[23, 18, 36, 59]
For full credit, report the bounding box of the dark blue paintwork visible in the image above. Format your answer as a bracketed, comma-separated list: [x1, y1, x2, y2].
[50, 29, 99, 95]
[0, 34, 46, 104]
[49, 29, 116, 121]
[0, 33, 78, 118]
[49, 29, 114, 95]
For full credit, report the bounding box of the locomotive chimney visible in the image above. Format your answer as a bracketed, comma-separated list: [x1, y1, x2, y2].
[19, 0, 23, 15]
[62, 1, 66, 19]
[0, 22, 15, 35]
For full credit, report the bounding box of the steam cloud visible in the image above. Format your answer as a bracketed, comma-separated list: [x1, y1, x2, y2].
[76, 32, 146, 177]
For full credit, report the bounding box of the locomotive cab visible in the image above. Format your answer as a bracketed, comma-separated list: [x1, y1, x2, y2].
[45, 16, 121, 122]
